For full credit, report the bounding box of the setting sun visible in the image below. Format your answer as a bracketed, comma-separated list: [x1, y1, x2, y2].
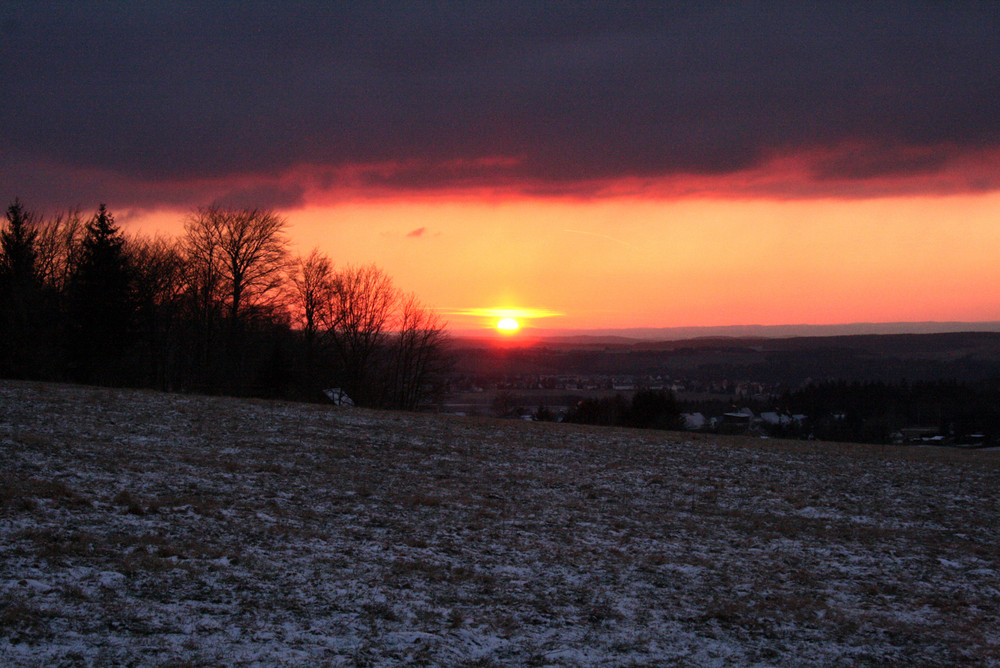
[497, 317, 520, 333]
[437, 307, 564, 333]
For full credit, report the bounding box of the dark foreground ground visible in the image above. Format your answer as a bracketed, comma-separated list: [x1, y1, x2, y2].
[1, 380, 998, 666]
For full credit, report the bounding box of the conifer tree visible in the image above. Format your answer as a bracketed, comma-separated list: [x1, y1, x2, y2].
[65, 204, 135, 383]
[0, 200, 42, 377]
[0, 199, 39, 285]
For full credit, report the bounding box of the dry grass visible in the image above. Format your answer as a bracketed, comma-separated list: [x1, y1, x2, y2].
[1, 379, 999, 665]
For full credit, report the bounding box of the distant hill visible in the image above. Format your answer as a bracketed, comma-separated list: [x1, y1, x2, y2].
[448, 331, 1000, 384]
[469, 320, 1000, 344]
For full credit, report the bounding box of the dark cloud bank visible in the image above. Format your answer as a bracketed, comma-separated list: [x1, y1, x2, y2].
[2, 2, 999, 210]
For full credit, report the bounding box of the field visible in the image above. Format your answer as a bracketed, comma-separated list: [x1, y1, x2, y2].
[2, 380, 999, 666]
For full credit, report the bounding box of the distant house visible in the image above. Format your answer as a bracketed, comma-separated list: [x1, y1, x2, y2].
[717, 408, 754, 434]
[723, 408, 754, 423]
[896, 427, 938, 444]
[681, 412, 707, 430]
[759, 412, 806, 427]
[759, 411, 784, 426]
[323, 388, 354, 406]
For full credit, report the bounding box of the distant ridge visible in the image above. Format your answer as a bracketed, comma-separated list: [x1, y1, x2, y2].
[450, 321, 1000, 343]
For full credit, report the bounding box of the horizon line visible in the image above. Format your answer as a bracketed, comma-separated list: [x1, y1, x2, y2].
[445, 320, 1000, 340]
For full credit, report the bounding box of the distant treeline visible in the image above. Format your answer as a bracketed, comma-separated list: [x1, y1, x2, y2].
[0, 200, 451, 408]
[563, 389, 683, 431]
[774, 379, 1000, 444]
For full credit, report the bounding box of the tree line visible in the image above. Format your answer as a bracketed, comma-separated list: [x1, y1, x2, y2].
[0, 200, 451, 408]
[774, 379, 1000, 444]
[564, 389, 683, 430]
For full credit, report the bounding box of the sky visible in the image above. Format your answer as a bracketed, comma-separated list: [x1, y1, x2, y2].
[3, 2, 1000, 333]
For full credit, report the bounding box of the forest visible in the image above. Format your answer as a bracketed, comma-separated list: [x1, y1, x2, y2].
[0, 200, 451, 409]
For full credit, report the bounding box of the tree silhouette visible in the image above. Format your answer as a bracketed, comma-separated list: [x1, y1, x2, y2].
[183, 207, 290, 392]
[382, 292, 450, 410]
[0, 199, 456, 409]
[322, 264, 398, 406]
[129, 235, 186, 390]
[565, 390, 681, 431]
[0, 200, 43, 377]
[290, 249, 335, 396]
[34, 208, 84, 295]
[65, 204, 134, 384]
[628, 389, 681, 430]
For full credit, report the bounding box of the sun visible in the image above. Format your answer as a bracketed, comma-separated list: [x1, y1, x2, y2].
[496, 317, 520, 333]
[442, 306, 563, 334]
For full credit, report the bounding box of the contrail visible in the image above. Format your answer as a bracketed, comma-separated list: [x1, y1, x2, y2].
[563, 229, 635, 248]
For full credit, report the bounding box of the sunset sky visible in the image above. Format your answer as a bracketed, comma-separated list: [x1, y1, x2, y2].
[3, 3, 999, 333]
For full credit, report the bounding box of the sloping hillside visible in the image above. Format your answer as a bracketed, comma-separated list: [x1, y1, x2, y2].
[1, 381, 998, 665]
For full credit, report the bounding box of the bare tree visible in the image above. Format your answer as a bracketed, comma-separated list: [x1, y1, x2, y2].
[128, 235, 187, 390]
[34, 208, 84, 293]
[290, 249, 334, 346]
[183, 206, 290, 390]
[179, 211, 224, 387]
[289, 249, 335, 395]
[318, 266, 451, 409]
[386, 293, 450, 410]
[322, 264, 399, 406]
[184, 207, 290, 325]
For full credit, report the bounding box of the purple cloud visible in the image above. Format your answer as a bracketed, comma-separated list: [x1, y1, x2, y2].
[2, 3, 999, 209]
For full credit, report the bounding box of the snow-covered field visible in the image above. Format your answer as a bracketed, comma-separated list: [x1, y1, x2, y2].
[2, 380, 999, 666]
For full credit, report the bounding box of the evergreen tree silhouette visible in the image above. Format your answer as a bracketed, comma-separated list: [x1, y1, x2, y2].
[0, 199, 43, 377]
[66, 204, 134, 383]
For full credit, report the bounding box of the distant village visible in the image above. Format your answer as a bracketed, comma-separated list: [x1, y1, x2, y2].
[445, 372, 794, 427]
[442, 372, 995, 449]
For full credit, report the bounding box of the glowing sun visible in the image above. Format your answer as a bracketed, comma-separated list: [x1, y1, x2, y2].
[496, 317, 520, 333]
[442, 306, 563, 333]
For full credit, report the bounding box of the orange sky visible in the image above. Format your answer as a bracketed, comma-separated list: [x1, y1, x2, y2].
[126, 192, 1000, 333]
[9, 4, 1000, 336]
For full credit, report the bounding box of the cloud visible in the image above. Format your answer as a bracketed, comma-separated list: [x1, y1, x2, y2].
[406, 227, 427, 238]
[3, 3, 1000, 209]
